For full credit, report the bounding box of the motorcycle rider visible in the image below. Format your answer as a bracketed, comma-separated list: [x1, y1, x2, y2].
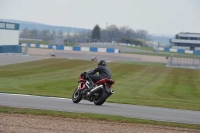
[87, 59, 112, 87]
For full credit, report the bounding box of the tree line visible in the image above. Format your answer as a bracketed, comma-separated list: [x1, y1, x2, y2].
[70, 24, 151, 46]
[90, 24, 151, 46]
[20, 28, 64, 40]
[20, 24, 151, 46]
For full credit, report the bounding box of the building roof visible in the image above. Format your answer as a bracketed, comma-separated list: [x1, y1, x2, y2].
[179, 32, 200, 35]
[176, 32, 200, 38]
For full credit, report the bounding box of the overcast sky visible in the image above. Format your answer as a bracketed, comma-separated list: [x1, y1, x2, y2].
[0, 0, 199, 36]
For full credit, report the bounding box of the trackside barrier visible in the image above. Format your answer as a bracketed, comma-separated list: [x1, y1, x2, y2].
[166, 56, 200, 69]
[159, 48, 200, 55]
[89, 42, 141, 47]
[0, 53, 27, 56]
[19, 43, 120, 53]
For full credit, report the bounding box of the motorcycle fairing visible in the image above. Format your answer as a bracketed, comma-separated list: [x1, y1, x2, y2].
[78, 78, 86, 90]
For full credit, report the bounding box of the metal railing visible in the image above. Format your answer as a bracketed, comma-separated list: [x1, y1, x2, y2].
[166, 55, 200, 69]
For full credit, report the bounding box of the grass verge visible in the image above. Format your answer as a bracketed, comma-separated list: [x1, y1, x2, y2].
[0, 106, 199, 130]
[20, 40, 77, 46]
[0, 58, 200, 110]
[123, 51, 200, 58]
[20, 40, 49, 44]
[120, 45, 154, 51]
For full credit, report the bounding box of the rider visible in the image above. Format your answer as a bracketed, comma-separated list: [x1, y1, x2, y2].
[88, 59, 112, 86]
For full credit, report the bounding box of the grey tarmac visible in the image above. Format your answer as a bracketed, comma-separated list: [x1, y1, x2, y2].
[0, 93, 199, 125]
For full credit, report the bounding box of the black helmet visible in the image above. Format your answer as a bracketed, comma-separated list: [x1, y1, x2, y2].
[98, 60, 106, 66]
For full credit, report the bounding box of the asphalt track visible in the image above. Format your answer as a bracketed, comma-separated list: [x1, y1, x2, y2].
[0, 55, 50, 66]
[0, 93, 200, 125]
[26, 47, 166, 63]
[79, 43, 166, 54]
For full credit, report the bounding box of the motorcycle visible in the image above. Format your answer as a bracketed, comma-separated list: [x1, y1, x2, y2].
[72, 70, 115, 105]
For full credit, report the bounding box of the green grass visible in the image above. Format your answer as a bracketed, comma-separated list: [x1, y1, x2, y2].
[67, 42, 78, 46]
[123, 51, 200, 58]
[19, 40, 49, 44]
[120, 45, 154, 51]
[0, 106, 199, 130]
[0, 58, 200, 111]
[116, 61, 166, 66]
[120, 45, 200, 58]
[20, 40, 77, 46]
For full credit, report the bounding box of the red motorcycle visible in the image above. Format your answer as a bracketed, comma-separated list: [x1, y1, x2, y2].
[72, 70, 115, 105]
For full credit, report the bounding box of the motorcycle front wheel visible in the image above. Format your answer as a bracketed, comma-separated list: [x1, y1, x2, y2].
[72, 87, 82, 103]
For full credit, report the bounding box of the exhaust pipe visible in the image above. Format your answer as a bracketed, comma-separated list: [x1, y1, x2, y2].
[107, 89, 114, 97]
[90, 84, 103, 94]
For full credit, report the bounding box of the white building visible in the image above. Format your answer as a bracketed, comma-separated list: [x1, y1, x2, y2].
[170, 32, 200, 51]
[0, 21, 21, 53]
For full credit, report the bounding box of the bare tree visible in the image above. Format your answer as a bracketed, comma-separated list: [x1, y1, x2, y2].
[99, 24, 150, 43]
[58, 30, 63, 38]
[135, 29, 151, 40]
[20, 23, 151, 44]
[20, 28, 29, 38]
[41, 29, 50, 40]
[106, 25, 120, 42]
[50, 30, 56, 39]
[29, 29, 39, 39]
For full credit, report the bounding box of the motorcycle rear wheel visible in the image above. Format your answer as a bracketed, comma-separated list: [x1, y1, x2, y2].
[93, 89, 108, 106]
[72, 88, 82, 103]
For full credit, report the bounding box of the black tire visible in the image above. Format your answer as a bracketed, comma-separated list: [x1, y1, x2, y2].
[72, 88, 82, 103]
[93, 89, 109, 106]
